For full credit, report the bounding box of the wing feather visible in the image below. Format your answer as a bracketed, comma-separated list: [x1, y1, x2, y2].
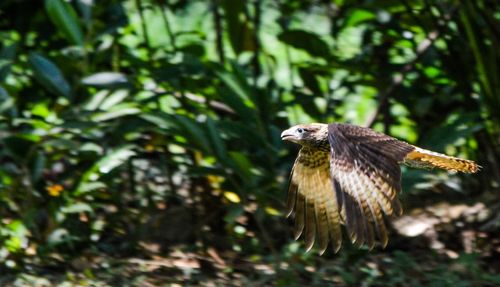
[304, 177, 316, 251]
[287, 147, 343, 253]
[312, 170, 330, 255]
[328, 123, 413, 249]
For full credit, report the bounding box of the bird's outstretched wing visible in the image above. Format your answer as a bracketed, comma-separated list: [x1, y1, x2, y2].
[327, 123, 415, 249]
[287, 123, 479, 253]
[287, 147, 343, 254]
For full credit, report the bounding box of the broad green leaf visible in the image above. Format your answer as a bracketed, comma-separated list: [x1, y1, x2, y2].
[278, 30, 331, 60]
[45, 0, 84, 46]
[344, 9, 376, 27]
[28, 52, 71, 99]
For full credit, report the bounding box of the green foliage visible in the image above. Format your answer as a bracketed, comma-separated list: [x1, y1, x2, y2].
[0, 0, 499, 284]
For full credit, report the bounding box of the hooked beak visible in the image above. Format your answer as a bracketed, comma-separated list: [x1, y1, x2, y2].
[281, 128, 295, 141]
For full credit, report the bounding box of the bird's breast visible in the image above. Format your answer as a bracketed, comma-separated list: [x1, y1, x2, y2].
[298, 148, 330, 169]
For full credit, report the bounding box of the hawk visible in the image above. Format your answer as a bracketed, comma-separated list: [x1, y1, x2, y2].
[281, 123, 479, 254]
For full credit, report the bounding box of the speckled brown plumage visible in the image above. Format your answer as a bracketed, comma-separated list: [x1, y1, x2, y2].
[281, 123, 479, 254]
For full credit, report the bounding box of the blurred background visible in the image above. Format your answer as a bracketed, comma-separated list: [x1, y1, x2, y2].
[0, 0, 499, 286]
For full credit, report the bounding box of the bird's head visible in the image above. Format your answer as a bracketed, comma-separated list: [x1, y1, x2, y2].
[281, 123, 329, 147]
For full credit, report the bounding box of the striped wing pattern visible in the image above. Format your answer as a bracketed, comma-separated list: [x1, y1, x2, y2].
[287, 148, 342, 254]
[327, 123, 414, 249]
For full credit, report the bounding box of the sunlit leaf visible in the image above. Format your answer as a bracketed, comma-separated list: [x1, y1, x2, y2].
[139, 113, 176, 130]
[223, 191, 241, 203]
[81, 72, 129, 88]
[99, 89, 129, 110]
[97, 146, 136, 174]
[344, 9, 376, 27]
[91, 104, 141, 121]
[62, 202, 93, 214]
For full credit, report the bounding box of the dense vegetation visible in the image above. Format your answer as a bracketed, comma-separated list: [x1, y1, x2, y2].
[0, 0, 499, 285]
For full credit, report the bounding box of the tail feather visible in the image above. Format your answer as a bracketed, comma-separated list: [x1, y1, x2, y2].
[404, 147, 480, 173]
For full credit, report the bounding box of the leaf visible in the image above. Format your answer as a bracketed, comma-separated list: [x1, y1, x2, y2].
[77, 181, 106, 194]
[228, 151, 252, 178]
[0, 42, 17, 81]
[223, 191, 241, 203]
[216, 69, 255, 108]
[76, 146, 136, 194]
[45, 0, 84, 46]
[344, 9, 376, 27]
[206, 117, 228, 163]
[139, 113, 176, 130]
[216, 67, 257, 123]
[0, 86, 16, 116]
[91, 104, 141, 122]
[278, 30, 331, 59]
[99, 147, 136, 173]
[62, 202, 93, 214]
[84, 90, 110, 111]
[99, 89, 129, 110]
[174, 115, 212, 154]
[28, 52, 71, 98]
[81, 72, 128, 88]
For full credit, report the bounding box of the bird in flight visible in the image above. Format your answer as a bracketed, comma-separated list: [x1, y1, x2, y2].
[281, 123, 479, 254]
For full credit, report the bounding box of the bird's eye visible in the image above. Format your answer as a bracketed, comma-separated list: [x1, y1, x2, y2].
[297, 128, 304, 133]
